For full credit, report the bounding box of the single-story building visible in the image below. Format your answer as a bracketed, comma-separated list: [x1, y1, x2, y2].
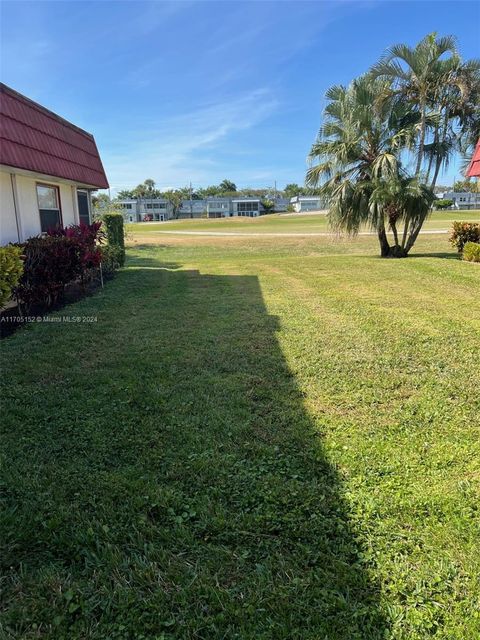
[0, 83, 109, 245]
[289, 195, 326, 213]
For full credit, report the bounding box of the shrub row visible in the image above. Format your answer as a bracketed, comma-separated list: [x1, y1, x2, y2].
[449, 222, 480, 253]
[463, 242, 480, 263]
[0, 245, 24, 309]
[2, 216, 125, 314]
[14, 223, 103, 310]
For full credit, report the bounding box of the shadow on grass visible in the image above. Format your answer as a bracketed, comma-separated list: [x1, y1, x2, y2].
[1, 259, 388, 638]
[408, 252, 460, 260]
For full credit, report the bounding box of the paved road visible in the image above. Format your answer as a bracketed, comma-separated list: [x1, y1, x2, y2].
[151, 229, 451, 238]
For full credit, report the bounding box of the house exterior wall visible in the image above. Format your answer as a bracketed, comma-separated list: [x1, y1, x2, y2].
[0, 167, 91, 245]
[0, 171, 19, 244]
[14, 175, 77, 240]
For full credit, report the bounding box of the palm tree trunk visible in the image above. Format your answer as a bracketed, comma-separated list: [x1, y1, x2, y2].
[415, 96, 427, 177]
[390, 221, 399, 247]
[430, 156, 443, 192]
[401, 218, 410, 249]
[430, 110, 450, 191]
[404, 213, 428, 254]
[425, 127, 438, 183]
[377, 225, 391, 257]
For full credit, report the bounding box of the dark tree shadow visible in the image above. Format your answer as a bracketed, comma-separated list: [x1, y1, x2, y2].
[407, 252, 460, 260]
[1, 259, 389, 638]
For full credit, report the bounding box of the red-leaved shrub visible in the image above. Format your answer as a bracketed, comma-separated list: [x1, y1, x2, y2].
[14, 223, 104, 311]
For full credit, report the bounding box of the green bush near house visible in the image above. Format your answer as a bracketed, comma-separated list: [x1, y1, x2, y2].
[462, 241, 480, 262]
[102, 213, 125, 265]
[0, 245, 24, 308]
[434, 199, 454, 210]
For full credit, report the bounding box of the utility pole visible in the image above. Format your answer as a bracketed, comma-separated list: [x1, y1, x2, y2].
[189, 181, 193, 218]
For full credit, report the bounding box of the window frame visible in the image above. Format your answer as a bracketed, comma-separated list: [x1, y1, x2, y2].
[77, 188, 91, 225]
[36, 182, 63, 232]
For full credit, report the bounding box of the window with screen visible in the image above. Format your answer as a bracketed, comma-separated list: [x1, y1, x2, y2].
[37, 184, 61, 232]
[77, 191, 90, 225]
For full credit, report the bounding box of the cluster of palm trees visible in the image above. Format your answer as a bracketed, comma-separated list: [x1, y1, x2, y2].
[307, 33, 480, 257]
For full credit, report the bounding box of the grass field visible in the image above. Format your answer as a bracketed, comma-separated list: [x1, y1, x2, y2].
[126, 209, 480, 235]
[1, 215, 479, 639]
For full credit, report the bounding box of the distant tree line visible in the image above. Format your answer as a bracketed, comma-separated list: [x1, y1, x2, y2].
[110, 179, 321, 202]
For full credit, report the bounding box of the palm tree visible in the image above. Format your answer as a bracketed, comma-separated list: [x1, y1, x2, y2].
[426, 56, 480, 189]
[219, 179, 237, 193]
[370, 32, 458, 177]
[144, 178, 156, 193]
[307, 75, 434, 257]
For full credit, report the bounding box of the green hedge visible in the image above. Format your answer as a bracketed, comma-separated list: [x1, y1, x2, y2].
[0, 245, 24, 308]
[100, 245, 124, 274]
[463, 241, 480, 263]
[102, 213, 125, 266]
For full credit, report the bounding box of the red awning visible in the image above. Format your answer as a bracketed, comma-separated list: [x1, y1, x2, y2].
[0, 83, 109, 189]
[466, 139, 480, 178]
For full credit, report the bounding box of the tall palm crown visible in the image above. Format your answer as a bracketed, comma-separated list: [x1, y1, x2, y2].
[370, 32, 459, 176]
[307, 76, 413, 193]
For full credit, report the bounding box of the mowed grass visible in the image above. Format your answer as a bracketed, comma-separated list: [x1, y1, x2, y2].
[125, 209, 480, 235]
[1, 222, 479, 639]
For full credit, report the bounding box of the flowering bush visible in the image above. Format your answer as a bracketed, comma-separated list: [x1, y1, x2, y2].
[449, 222, 480, 253]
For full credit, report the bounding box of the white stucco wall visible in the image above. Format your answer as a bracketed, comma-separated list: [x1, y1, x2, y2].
[0, 171, 19, 244]
[1, 169, 82, 245]
[15, 175, 77, 239]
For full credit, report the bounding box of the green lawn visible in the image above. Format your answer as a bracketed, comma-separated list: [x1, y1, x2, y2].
[1, 225, 479, 639]
[126, 209, 480, 234]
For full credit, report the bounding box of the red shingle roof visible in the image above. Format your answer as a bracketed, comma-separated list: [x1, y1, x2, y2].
[466, 139, 480, 178]
[0, 83, 109, 189]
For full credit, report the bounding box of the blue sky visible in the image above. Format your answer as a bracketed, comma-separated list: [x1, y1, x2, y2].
[1, 1, 479, 193]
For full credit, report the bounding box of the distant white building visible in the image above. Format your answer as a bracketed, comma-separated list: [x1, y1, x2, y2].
[205, 198, 231, 218]
[440, 191, 480, 210]
[117, 195, 289, 221]
[117, 198, 169, 222]
[289, 196, 326, 213]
